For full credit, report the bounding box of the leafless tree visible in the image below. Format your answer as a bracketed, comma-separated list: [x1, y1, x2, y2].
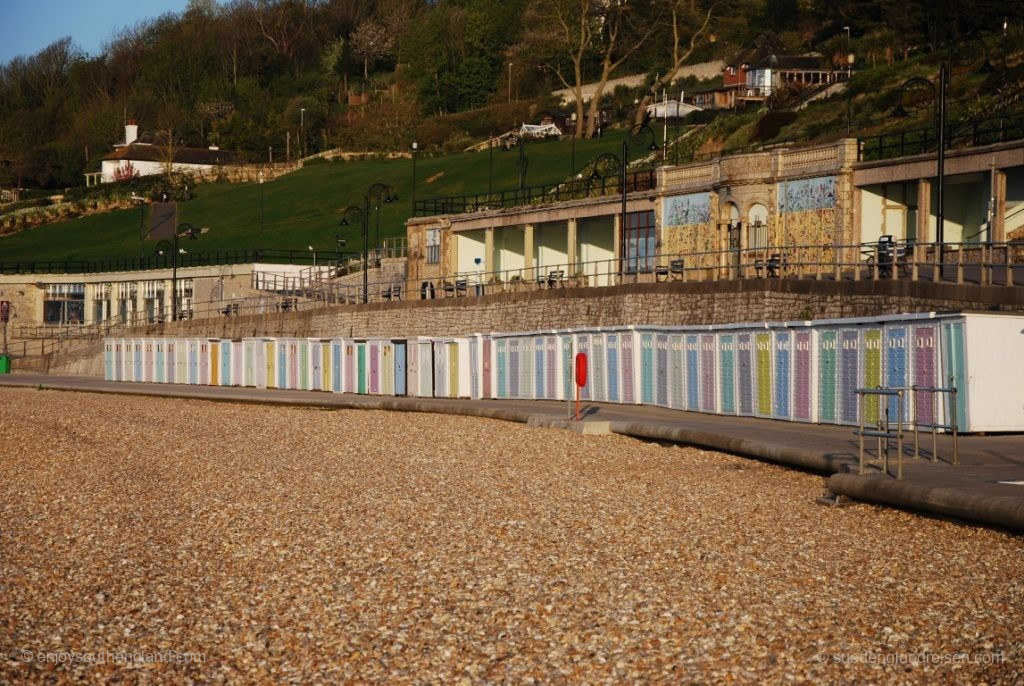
[633, 2, 715, 125]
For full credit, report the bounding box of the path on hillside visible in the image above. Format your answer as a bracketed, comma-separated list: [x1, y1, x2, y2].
[2, 374, 1022, 532]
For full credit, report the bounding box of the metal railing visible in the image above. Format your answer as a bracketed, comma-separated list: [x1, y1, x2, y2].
[858, 111, 1024, 162]
[0, 248, 344, 275]
[413, 168, 657, 217]
[393, 239, 1023, 307]
[10, 239, 1022, 350]
[856, 384, 959, 480]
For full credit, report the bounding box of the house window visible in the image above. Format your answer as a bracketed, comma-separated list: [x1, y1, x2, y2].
[426, 229, 440, 264]
[43, 283, 85, 325]
[621, 210, 656, 274]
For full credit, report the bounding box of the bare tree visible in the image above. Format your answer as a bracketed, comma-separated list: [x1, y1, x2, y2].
[249, 0, 318, 76]
[633, 2, 715, 125]
[532, 0, 657, 138]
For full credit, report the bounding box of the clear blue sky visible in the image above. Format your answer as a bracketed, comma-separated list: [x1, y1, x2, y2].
[0, 0, 193, 64]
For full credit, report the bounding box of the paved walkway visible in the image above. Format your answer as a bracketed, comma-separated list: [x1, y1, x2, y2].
[2, 373, 1023, 532]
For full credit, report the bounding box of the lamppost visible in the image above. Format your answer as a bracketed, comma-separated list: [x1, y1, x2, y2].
[517, 135, 528, 190]
[844, 24, 854, 136]
[367, 182, 397, 266]
[411, 141, 418, 214]
[300, 108, 306, 158]
[258, 170, 265, 250]
[340, 205, 367, 303]
[570, 112, 577, 174]
[154, 222, 201, 322]
[131, 193, 146, 261]
[893, 64, 949, 256]
[508, 62, 513, 103]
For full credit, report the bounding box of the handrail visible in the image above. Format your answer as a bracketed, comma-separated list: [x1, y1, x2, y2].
[855, 383, 959, 480]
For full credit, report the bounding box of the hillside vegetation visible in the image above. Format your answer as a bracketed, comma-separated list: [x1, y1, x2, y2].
[1, 1, 1022, 263]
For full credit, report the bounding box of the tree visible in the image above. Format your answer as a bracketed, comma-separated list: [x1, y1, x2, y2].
[528, 0, 657, 138]
[350, 18, 393, 79]
[632, 1, 715, 126]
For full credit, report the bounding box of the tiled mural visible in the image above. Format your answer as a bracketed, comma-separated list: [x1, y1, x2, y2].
[662, 192, 716, 258]
[777, 177, 839, 268]
[779, 177, 837, 213]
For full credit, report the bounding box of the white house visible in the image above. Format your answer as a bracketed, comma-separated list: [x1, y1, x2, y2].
[92, 120, 240, 185]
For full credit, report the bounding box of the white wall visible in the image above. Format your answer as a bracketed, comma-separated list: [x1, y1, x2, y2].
[534, 222, 569, 273]
[101, 159, 215, 183]
[493, 227, 525, 277]
[577, 216, 614, 286]
[456, 230, 486, 277]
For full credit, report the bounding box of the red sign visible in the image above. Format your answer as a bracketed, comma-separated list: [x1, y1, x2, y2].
[575, 352, 588, 387]
[0, 301, 9, 323]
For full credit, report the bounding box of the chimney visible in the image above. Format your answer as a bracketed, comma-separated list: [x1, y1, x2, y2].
[125, 118, 138, 145]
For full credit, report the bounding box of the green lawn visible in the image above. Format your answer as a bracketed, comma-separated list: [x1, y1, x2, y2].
[0, 131, 631, 264]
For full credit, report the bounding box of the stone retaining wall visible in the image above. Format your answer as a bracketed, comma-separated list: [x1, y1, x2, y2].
[27, 278, 1024, 377]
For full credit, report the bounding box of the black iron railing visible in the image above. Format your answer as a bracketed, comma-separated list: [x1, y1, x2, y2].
[413, 168, 657, 217]
[858, 111, 1024, 162]
[0, 249, 359, 275]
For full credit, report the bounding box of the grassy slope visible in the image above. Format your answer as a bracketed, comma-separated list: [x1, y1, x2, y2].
[0, 132, 629, 263]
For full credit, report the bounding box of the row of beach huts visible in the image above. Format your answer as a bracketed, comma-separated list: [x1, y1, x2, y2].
[103, 312, 1024, 433]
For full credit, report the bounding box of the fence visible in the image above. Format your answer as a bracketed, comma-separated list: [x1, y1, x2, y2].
[858, 111, 1024, 162]
[413, 168, 657, 217]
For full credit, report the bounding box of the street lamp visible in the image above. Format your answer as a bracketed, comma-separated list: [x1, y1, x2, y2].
[367, 182, 397, 266]
[570, 111, 577, 174]
[411, 141, 418, 214]
[300, 108, 306, 158]
[892, 64, 949, 256]
[340, 205, 367, 303]
[508, 62, 513, 103]
[258, 170, 265, 249]
[130, 193, 146, 262]
[154, 222, 201, 322]
[844, 26, 854, 136]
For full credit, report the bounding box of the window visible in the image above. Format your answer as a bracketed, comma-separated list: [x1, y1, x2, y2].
[43, 283, 85, 325]
[621, 210, 656, 274]
[426, 229, 440, 264]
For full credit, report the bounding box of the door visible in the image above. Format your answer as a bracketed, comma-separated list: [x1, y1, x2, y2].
[754, 333, 772, 417]
[482, 338, 492, 399]
[448, 342, 459, 398]
[395, 341, 407, 396]
[773, 331, 791, 420]
[700, 333, 717, 414]
[357, 343, 367, 394]
[369, 342, 380, 394]
[210, 342, 220, 386]
[299, 342, 310, 391]
[686, 335, 700, 411]
[719, 334, 735, 414]
[311, 342, 322, 391]
[656, 334, 669, 407]
[793, 331, 813, 421]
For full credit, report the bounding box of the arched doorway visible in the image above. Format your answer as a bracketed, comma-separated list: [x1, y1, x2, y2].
[747, 203, 769, 252]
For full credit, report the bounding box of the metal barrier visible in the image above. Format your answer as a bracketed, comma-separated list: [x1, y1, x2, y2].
[856, 388, 905, 478]
[856, 384, 960, 479]
[910, 384, 960, 466]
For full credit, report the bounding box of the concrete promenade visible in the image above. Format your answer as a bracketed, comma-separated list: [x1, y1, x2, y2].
[2, 373, 1022, 532]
